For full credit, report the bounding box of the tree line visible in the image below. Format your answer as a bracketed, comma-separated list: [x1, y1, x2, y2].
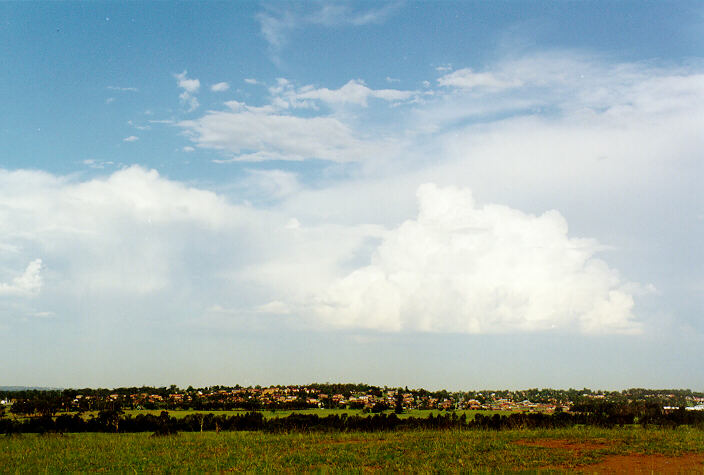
[3, 384, 701, 414]
[1, 402, 703, 435]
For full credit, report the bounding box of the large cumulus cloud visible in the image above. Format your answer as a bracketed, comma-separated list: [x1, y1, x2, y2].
[308, 184, 646, 334]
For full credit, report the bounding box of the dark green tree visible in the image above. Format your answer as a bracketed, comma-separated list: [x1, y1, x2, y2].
[98, 405, 124, 432]
[394, 391, 404, 414]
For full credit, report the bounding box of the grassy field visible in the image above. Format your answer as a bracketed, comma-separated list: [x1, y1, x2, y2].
[2, 426, 703, 472]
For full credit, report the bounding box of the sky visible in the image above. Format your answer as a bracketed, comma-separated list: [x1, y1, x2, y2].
[1, 1, 703, 391]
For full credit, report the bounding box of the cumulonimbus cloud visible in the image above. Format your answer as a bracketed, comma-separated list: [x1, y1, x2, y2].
[307, 183, 646, 335]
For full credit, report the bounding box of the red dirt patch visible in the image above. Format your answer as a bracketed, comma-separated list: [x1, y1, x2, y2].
[514, 439, 704, 473]
[581, 453, 704, 474]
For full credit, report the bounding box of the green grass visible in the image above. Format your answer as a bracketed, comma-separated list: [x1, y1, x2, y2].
[2, 426, 703, 472]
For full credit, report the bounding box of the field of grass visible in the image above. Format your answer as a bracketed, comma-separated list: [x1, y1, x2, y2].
[2, 426, 703, 472]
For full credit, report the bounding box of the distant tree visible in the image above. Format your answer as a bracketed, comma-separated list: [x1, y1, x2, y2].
[10, 399, 34, 417]
[36, 398, 60, 418]
[395, 391, 404, 414]
[195, 413, 205, 432]
[98, 405, 124, 432]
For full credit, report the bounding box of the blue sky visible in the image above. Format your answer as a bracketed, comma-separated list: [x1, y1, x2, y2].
[1, 1, 703, 390]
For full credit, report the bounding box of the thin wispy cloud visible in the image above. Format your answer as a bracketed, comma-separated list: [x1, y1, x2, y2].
[107, 86, 139, 92]
[82, 158, 115, 169]
[127, 120, 150, 131]
[257, 2, 401, 60]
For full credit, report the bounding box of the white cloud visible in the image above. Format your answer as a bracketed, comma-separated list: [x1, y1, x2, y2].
[0, 167, 247, 298]
[264, 77, 418, 109]
[123, 135, 139, 142]
[295, 79, 416, 107]
[438, 67, 523, 90]
[105, 97, 115, 104]
[409, 59, 704, 208]
[179, 77, 413, 163]
[5, 53, 701, 343]
[182, 146, 195, 152]
[306, 184, 644, 334]
[0, 167, 382, 333]
[0, 259, 43, 296]
[244, 78, 260, 85]
[211, 82, 230, 92]
[179, 93, 199, 112]
[178, 103, 385, 162]
[175, 71, 200, 93]
[175, 70, 201, 111]
[0, 165, 657, 337]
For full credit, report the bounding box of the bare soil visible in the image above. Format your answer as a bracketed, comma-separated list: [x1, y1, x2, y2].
[515, 438, 704, 473]
[582, 453, 704, 474]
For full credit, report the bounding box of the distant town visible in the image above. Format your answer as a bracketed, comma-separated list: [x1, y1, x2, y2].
[2, 384, 704, 416]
